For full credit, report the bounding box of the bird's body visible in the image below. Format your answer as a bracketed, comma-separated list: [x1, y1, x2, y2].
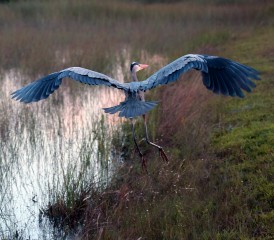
[11, 54, 260, 169]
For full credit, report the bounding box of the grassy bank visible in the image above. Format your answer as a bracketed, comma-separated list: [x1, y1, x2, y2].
[76, 29, 274, 239]
[78, 6, 274, 240]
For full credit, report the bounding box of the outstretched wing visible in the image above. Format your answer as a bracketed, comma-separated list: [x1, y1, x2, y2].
[137, 54, 260, 97]
[11, 67, 128, 103]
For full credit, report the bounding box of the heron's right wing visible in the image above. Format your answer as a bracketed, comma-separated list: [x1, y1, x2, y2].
[136, 54, 260, 98]
[11, 67, 128, 103]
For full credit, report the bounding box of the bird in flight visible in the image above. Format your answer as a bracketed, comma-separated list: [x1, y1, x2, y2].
[11, 54, 260, 169]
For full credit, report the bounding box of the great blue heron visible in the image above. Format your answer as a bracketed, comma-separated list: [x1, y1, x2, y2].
[11, 54, 260, 169]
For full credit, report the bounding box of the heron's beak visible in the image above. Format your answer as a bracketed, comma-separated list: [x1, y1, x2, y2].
[138, 64, 149, 71]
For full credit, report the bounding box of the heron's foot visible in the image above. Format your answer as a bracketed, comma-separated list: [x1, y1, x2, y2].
[159, 148, 169, 162]
[141, 155, 148, 173]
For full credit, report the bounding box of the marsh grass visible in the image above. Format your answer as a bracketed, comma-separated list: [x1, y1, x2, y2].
[0, 0, 271, 73]
[0, 68, 123, 238]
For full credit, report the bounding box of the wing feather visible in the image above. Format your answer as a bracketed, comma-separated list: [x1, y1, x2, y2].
[216, 71, 229, 96]
[229, 66, 252, 92]
[211, 69, 221, 94]
[220, 70, 237, 97]
[225, 68, 245, 98]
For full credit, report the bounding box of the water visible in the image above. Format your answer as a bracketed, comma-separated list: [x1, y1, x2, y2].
[0, 48, 167, 239]
[0, 68, 124, 239]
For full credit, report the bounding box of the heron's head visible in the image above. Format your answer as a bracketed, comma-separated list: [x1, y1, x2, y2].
[130, 62, 149, 73]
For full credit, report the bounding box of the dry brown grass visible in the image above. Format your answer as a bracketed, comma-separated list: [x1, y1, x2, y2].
[0, 0, 271, 76]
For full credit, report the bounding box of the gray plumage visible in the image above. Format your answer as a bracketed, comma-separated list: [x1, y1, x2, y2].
[11, 54, 260, 118]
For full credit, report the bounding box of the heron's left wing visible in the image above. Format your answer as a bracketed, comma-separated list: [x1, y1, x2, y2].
[11, 67, 128, 103]
[137, 54, 260, 98]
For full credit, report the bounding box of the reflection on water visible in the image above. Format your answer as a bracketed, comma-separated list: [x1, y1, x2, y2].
[0, 48, 166, 239]
[0, 68, 124, 239]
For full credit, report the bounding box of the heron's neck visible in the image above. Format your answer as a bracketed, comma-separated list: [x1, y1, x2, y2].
[131, 71, 138, 82]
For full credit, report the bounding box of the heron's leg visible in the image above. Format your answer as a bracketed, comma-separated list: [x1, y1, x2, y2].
[143, 115, 169, 162]
[130, 118, 147, 171]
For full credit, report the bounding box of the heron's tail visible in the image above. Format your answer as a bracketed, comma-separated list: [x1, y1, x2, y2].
[103, 99, 158, 118]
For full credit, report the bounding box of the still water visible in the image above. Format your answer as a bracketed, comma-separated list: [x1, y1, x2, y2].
[0, 68, 125, 239]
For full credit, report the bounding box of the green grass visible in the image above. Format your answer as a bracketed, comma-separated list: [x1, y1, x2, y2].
[208, 28, 274, 238]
